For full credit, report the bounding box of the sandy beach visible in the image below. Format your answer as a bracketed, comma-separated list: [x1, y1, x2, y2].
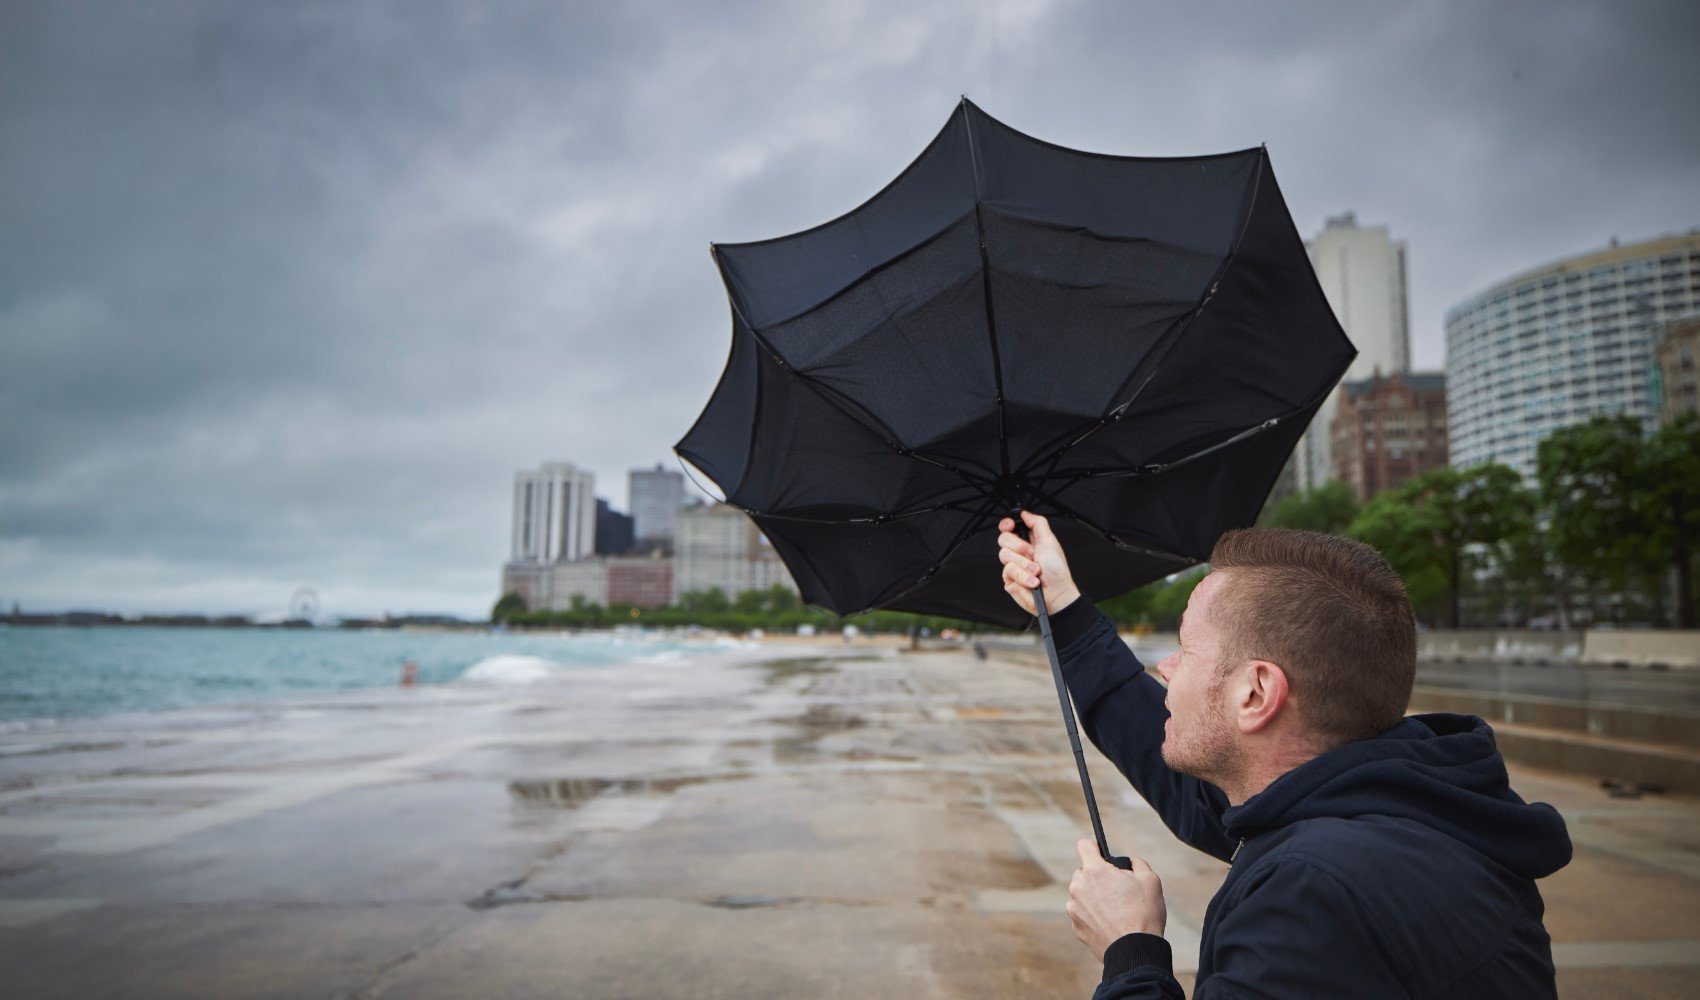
[3, 641, 1698, 998]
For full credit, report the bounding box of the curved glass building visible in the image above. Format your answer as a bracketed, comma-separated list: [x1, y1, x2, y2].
[1446, 232, 1700, 479]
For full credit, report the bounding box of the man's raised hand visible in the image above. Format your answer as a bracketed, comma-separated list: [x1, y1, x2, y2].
[996, 510, 1081, 616]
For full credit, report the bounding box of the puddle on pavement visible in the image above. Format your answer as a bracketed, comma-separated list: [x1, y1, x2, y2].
[704, 894, 797, 909]
[507, 773, 747, 808]
[745, 655, 893, 686]
[771, 705, 872, 762]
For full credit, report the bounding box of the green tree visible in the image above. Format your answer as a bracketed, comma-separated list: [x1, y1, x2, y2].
[1348, 463, 1535, 627]
[1146, 570, 1206, 631]
[679, 588, 731, 614]
[1263, 480, 1360, 534]
[1537, 416, 1664, 624]
[491, 591, 526, 623]
[1644, 414, 1700, 627]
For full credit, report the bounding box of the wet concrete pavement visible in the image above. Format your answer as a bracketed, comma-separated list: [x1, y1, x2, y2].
[2, 644, 1698, 998]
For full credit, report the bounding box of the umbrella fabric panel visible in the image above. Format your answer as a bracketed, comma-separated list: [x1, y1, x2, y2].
[1075, 162, 1353, 478]
[1042, 409, 1317, 564]
[732, 337, 975, 517]
[753, 506, 991, 615]
[983, 208, 1223, 429]
[676, 318, 761, 495]
[713, 111, 979, 329]
[756, 212, 1002, 460]
[968, 103, 1258, 254]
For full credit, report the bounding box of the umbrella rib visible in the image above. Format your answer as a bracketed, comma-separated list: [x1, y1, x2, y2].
[963, 118, 1011, 482]
[972, 205, 1012, 480]
[1022, 481, 1196, 566]
[735, 498, 989, 527]
[855, 495, 1003, 615]
[1029, 411, 1289, 486]
[1013, 153, 1271, 481]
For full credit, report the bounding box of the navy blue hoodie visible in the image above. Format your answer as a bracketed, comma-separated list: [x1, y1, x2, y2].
[1051, 601, 1573, 1000]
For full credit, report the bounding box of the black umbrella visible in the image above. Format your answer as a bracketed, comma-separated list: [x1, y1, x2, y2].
[678, 99, 1354, 864]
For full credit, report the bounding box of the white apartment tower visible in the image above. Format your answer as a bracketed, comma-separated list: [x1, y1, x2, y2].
[1296, 211, 1412, 490]
[1446, 232, 1700, 480]
[629, 464, 686, 544]
[511, 462, 597, 564]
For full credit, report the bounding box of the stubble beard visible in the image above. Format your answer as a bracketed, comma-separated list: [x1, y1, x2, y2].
[1160, 682, 1241, 788]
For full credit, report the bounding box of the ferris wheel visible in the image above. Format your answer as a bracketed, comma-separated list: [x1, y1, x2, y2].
[289, 587, 320, 624]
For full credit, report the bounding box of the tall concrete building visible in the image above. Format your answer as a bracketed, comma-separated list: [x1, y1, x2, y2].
[1446, 232, 1700, 480]
[510, 462, 597, 564]
[673, 502, 795, 603]
[629, 464, 686, 547]
[1295, 212, 1412, 491]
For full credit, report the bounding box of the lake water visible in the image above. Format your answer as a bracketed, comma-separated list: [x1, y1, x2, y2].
[0, 626, 724, 725]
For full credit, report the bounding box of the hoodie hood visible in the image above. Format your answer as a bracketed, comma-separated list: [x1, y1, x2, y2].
[1222, 712, 1572, 879]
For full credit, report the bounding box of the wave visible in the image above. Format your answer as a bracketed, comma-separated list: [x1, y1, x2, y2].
[460, 654, 564, 684]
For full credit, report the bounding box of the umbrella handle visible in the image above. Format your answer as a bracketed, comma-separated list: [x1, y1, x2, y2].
[1014, 515, 1134, 871]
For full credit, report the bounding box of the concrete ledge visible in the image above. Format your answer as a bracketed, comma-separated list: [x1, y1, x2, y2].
[1420, 630, 1582, 664]
[1409, 687, 1700, 749]
[1487, 724, 1700, 796]
[1583, 630, 1700, 670]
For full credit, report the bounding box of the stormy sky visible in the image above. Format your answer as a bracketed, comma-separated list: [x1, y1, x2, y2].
[2, 1, 1697, 618]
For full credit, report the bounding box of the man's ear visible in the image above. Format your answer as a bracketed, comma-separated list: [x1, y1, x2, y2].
[1235, 660, 1290, 735]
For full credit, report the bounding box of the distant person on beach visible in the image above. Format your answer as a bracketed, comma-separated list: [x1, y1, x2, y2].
[996, 512, 1571, 999]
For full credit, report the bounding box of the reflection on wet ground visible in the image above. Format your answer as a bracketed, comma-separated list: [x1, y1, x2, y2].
[506, 774, 747, 808]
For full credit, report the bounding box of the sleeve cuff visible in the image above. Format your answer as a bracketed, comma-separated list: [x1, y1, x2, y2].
[1049, 594, 1103, 648]
[1101, 932, 1173, 983]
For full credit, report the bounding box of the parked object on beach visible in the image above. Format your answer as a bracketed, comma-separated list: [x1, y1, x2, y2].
[677, 98, 1354, 864]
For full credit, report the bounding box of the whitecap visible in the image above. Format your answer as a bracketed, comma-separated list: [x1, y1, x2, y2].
[460, 654, 563, 684]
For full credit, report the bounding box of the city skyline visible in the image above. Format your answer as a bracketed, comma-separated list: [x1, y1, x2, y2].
[3, 3, 1697, 617]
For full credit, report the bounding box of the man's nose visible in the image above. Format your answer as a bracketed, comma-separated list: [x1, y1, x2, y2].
[1156, 652, 1176, 684]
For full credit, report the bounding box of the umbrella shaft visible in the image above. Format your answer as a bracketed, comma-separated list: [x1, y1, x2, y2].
[1032, 582, 1114, 863]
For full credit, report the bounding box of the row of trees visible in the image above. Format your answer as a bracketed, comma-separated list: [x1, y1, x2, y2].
[493, 583, 988, 636]
[1260, 414, 1699, 629]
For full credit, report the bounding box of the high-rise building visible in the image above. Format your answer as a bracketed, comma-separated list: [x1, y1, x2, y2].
[1446, 232, 1700, 479]
[1655, 317, 1700, 424]
[629, 464, 686, 546]
[595, 499, 635, 557]
[1296, 212, 1412, 491]
[673, 502, 795, 603]
[1330, 371, 1448, 502]
[511, 462, 597, 563]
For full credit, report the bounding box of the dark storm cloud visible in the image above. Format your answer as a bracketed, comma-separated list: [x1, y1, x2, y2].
[2, 0, 1696, 615]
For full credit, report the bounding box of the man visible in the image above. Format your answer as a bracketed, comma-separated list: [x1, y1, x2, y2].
[996, 512, 1571, 999]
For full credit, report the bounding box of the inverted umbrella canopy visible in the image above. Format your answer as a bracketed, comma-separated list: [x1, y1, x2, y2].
[678, 99, 1355, 629]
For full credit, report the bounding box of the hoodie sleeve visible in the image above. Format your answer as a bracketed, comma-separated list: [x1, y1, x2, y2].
[1053, 600, 1236, 862]
[1093, 857, 1404, 1000]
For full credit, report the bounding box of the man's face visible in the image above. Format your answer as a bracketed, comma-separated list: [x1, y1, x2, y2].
[1153, 572, 1241, 782]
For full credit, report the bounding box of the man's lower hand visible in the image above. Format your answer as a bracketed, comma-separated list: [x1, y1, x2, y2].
[1067, 838, 1167, 961]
